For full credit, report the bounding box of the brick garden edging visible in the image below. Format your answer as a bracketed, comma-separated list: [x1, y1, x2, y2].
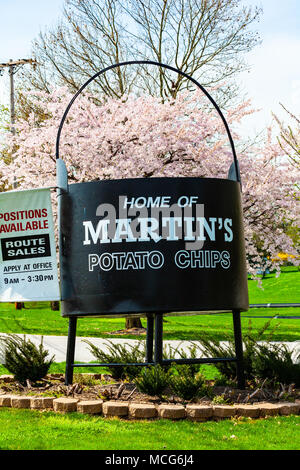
[1, 374, 299, 421]
[0, 394, 299, 421]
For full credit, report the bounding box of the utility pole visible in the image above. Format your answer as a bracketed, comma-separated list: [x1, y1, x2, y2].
[0, 59, 36, 310]
[0, 59, 36, 135]
[9, 62, 16, 136]
[0, 58, 36, 181]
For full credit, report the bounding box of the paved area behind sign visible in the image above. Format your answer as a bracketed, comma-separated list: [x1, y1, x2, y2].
[0, 333, 299, 365]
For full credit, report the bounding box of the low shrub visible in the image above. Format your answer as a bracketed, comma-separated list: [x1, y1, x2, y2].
[194, 320, 300, 386]
[252, 343, 300, 387]
[84, 339, 146, 380]
[73, 373, 102, 386]
[168, 343, 201, 376]
[134, 365, 171, 397]
[0, 334, 54, 385]
[212, 394, 230, 405]
[194, 321, 273, 382]
[168, 365, 208, 400]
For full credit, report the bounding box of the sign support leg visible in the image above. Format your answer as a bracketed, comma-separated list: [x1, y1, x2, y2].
[65, 317, 77, 385]
[154, 313, 163, 364]
[146, 315, 154, 363]
[232, 309, 245, 389]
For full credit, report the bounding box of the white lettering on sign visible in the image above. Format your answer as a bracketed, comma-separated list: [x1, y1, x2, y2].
[83, 216, 233, 245]
[88, 251, 165, 271]
[82, 196, 235, 273]
[174, 250, 231, 269]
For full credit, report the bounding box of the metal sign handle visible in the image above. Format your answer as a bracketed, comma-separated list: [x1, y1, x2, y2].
[55, 60, 241, 183]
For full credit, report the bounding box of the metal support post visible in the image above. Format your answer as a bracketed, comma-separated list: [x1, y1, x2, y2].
[65, 317, 77, 385]
[154, 313, 163, 364]
[232, 309, 245, 389]
[146, 315, 154, 363]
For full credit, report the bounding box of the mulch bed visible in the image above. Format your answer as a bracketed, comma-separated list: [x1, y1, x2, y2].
[105, 327, 147, 335]
[1, 373, 299, 406]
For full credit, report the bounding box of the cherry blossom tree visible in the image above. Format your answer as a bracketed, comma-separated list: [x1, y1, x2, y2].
[22, 0, 262, 104]
[0, 87, 299, 282]
[273, 104, 300, 169]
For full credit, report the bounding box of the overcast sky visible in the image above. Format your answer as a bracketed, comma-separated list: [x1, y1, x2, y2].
[0, 0, 299, 140]
[238, 0, 300, 138]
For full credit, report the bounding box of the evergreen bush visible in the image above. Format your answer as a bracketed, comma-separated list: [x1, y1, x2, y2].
[194, 320, 300, 386]
[252, 343, 300, 387]
[134, 364, 171, 397]
[0, 334, 54, 385]
[168, 365, 208, 400]
[84, 339, 146, 380]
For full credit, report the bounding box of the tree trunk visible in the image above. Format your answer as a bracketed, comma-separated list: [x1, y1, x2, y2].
[50, 301, 60, 311]
[15, 302, 24, 310]
[125, 317, 143, 329]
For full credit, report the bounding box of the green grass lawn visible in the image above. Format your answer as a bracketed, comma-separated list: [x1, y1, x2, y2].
[0, 361, 222, 380]
[0, 408, 299, 450]
[0, 267, 299, 342]
[0, 305, 299, 342]
[248, 266, 299, 304]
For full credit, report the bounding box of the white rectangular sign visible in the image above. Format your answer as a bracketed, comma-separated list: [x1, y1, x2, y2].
[0, 188, 60, 301]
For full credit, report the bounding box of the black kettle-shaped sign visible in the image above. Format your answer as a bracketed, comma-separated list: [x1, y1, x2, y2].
[56, 61, 249, 318]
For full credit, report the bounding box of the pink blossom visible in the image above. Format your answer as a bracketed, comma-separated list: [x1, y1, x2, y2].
[0, 87, 298, 277]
